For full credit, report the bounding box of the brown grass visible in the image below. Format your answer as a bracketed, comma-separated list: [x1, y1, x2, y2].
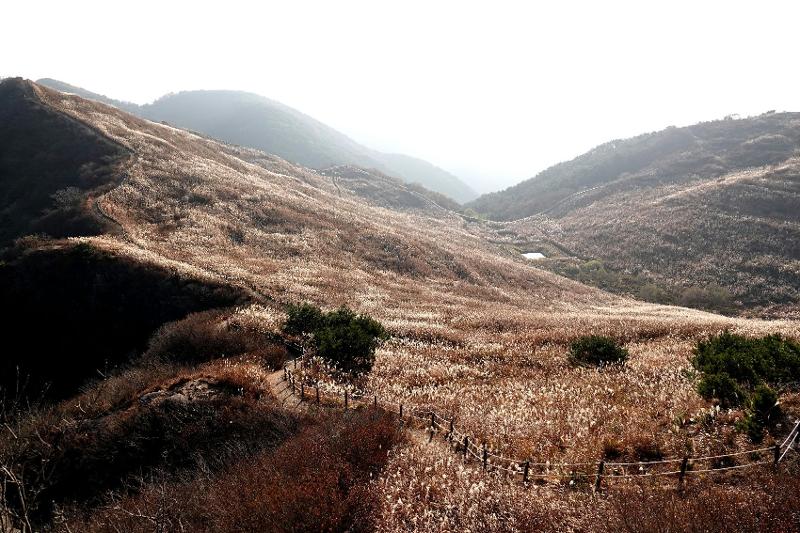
[60, 409, 404, 533]
[1, 359, 296, 528]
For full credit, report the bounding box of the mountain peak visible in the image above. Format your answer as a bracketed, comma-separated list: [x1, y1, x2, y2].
[36, 78, 477, 202]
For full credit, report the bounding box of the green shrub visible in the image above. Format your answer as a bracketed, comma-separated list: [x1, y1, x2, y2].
[692, 331, 800, 390]
[695, 372, 745, 408]
[283, 302, 324, 337]
[739, 385, 780, 442]
[568, 335, 628, 367]
[283, 303, 388, 375]
[314, 307, 388, 374]
[692, 331, 798, 441]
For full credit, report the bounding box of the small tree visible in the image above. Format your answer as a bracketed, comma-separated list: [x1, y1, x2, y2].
[568, 335, 628, 367]
[315, 307, 388, 375]
[283, 303, 324, 337]
[282, 303, 388, 375]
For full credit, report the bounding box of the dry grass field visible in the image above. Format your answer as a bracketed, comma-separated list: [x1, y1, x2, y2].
[4, 81, 800, 531]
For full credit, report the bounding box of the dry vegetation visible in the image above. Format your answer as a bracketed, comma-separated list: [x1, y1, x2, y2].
[468, 114, 800, 317]
[2, 80, 800, 530]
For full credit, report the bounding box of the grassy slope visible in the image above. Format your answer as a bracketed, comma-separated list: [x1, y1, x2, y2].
[29, 81, 800, 452]
[468, 114, 800, 316]
[0, 78, 128, 245]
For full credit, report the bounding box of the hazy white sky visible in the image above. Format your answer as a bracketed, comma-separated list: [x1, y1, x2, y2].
[3, 0, 799, 193]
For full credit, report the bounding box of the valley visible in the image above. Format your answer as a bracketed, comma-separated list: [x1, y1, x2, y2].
[1, 78, 799, 532]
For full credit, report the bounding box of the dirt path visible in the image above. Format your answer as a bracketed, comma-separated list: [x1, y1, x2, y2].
[266, 369, 305, 412]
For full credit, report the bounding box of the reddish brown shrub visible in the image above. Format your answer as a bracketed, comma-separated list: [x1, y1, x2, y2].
[601, 470, 800, 532]
[144, 309, 287, 368]
[62, 408, 404, 532]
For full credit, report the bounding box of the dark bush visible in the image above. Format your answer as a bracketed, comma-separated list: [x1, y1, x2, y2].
[568, 335, 628, 367]
[62, 409, 403, 533]
[315, 307, 388, 374]
[2, 377, 298, 528]
[692, 332, 800, 401]
[693, 331, 800, 385]
[695, 372, 746, 408]
[283, 304, 388, 375]
[692, 332, 798, 440]
[740, 385, 780, 442]
[283, 302, 324, 337]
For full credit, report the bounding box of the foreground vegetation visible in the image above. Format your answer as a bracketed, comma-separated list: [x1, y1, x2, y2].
[692, 332, 800, 441]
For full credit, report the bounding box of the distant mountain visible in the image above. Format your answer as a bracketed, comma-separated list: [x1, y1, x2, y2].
[468, 114, 800, 220]
[470, 113, 800, 315]
[36, 79, 477, 202]
[36, 78, 140, 113]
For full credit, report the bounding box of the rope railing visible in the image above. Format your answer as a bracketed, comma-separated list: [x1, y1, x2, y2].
[282, 356, 800, 489]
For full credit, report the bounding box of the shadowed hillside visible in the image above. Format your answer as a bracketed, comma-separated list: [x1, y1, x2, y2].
[0, 78, 128, 245]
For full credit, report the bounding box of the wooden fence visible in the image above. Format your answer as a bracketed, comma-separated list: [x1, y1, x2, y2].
[283, 357, 800, 491]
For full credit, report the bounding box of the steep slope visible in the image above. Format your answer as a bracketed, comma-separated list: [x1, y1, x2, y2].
[35, 78, 140, 113]
[0, 78, 128, 245]
[36, 79, 477, 202]
[468, 114, 800, 316]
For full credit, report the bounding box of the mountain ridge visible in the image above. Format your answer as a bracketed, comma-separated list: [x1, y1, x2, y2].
[467, 113, 800, 316]
[36, 78, 477, 202]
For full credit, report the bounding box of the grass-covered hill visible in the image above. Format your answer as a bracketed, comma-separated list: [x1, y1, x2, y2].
[0, 78, 128, 245]
[37, 78, 477, 203]
[3, 79, 800, 531]
[467, 114, 800, 316]
[468, 113, 800, 219]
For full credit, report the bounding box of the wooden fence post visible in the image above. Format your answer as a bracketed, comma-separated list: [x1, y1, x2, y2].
[399, 404, 403, 419]
[430, 413, 435, 430]
[428, 426, 434, 443]
[463, 436, 469, 460]
[482, 444, 488, 470]
[449, 420, 454, 442]
[678, 457, 689, 492]
[523, 461, 530, 483]
[594, 461, 605, 493]
[344, 390, 348, 410]
[774, 444, 780, 468]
